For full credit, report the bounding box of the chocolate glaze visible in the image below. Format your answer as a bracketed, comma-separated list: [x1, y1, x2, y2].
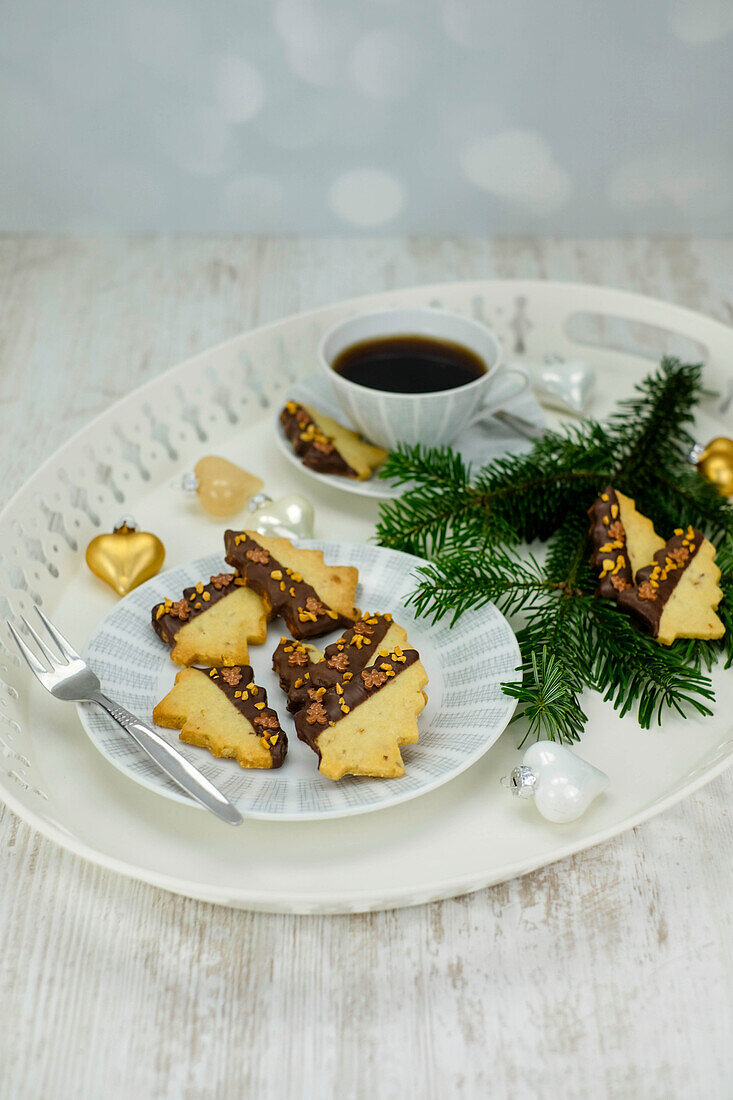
[617, 528, 703, 637]
[280, 402, 357, 478]
[272, 637, 319, 713]
[152, 573, 238, 647]
[203, 664, 287, 767]
[588, 486, 634, 598]
[308, 614, 393, 691]
[294, 648, 420, 761]
[272, 615, 395, 713]
[224, 530, 355, 639]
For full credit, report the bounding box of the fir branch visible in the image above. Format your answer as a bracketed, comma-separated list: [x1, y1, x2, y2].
[377, 357, 732, 744]
[543, 509, 598, 594]
[609, 357, 703, 482]
[377, 424, 613, 554]
[502, 645, 588, 746]
[379, 443, 471, 489]
[586, 601, 716, 726]
[506, 595, 596, 744]
[406, 546, 550, 624]
[376, 484, 515, 558]
[647, 466, 733, 544]
[470, 423, 612, 542]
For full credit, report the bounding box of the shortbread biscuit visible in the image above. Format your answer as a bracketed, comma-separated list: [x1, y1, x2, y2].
[152, 572, 268, 666]
[224, 530, 359, 639]
[153, 664, 287, 769]
[618, 526, 725, 645]
[280, 401, 387, 480]
[294, 646, 428, 780]
[589, 486, 666, 598]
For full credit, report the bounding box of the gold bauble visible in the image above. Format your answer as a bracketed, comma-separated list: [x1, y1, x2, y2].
[697, 436, 733, 498]
[194, 456, 264, 517]
[86, 519, 165, 597]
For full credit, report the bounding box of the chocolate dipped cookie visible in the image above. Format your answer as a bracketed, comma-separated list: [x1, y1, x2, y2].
[224, 530, 359, 639]
[152, 572, 267, 666]
[280, 401, 386, 480]
[618, 526, 725, 645]
[589, 486, 665, 598]
[294, 645, 428, 780]
[153, 664, 287, 769]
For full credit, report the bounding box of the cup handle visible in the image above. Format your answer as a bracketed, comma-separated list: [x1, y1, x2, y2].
[465, 364, 531, 429]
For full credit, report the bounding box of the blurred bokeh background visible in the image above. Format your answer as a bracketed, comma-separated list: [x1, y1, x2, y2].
[2, 0, 732, 234]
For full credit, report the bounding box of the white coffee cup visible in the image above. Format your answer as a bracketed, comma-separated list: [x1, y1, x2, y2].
[319, 307, 529, 449]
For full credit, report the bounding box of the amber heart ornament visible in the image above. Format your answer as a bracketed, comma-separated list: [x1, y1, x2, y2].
[86, 519, 165, 597]
[182, 456, 265, 517]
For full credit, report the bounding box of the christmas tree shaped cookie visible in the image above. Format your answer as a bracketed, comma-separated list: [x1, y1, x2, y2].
[280, 401, 387, 480]
[294, 646, 428, 780]
[589, 486, 665, 597]
[617, 526, 725, 645]
[224, 530, 359, 639]
[152, 572, 267, 666]
[153, 664, 287, 769]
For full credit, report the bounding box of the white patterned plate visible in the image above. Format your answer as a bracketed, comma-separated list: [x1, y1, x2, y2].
[273, 370, 545, 499]
[77, 542, 521, 821]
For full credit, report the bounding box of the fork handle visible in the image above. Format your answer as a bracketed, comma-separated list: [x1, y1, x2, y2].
[92, 692, 243, 826]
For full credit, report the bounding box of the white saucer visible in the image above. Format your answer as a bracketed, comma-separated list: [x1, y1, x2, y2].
[274, 371, 546, 499]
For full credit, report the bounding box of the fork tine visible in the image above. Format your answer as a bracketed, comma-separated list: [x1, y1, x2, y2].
[6, 621, 50, 679]
[20, 615, 66, 668]
[34, 607, 80, 662]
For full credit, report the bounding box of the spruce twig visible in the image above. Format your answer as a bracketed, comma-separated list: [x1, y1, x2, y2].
[377, 358, 733, 743]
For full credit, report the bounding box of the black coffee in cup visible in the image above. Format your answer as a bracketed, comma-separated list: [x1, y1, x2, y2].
[331, 335, 487, 395]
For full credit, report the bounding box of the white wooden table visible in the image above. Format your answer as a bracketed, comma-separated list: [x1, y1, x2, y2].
[1, 236, 731, 1100]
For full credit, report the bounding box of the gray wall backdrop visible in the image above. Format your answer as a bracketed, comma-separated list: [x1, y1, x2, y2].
[2, 0, 732, 234]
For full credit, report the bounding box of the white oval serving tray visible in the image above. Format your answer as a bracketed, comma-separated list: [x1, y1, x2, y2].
[0, 279, 731, 913]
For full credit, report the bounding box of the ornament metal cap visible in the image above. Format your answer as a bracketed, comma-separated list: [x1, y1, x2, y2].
[501, 765, 537, 798]
[113, 516, 138, 533]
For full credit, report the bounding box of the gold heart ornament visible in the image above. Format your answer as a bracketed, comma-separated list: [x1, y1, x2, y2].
[86, 519, 165, 597]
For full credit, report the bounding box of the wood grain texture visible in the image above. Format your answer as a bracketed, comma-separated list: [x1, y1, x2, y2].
[0, 235, 731, 1100]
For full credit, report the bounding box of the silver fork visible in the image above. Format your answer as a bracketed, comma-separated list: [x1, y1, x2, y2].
[7, 607, 242, 826]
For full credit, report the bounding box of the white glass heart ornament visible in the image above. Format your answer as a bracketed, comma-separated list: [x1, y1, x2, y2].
[248, 492, 315, 540]
[531, 356, 596, 414]
[503, 741, 609, 823]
